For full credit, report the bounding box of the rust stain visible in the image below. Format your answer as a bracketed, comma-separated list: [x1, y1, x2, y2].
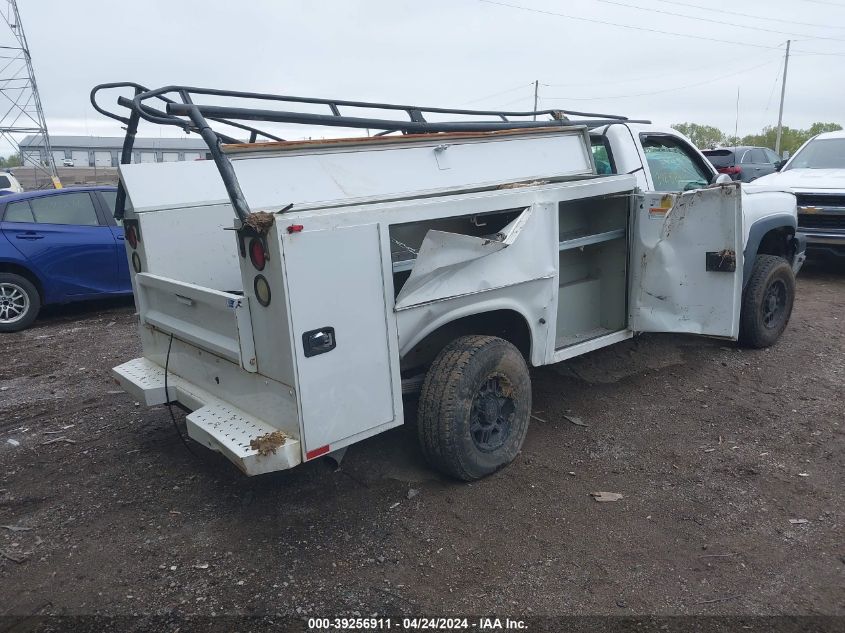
[718, 249, 736, 268]
[243, 211, 275, 235]
[249, 431, 288, 456]
[222, 126, 571, 153]
[497, 180, 549, 190]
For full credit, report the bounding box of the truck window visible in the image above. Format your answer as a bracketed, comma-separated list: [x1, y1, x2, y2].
[640, 135, 712, 192]
[590, 137, 614, 175]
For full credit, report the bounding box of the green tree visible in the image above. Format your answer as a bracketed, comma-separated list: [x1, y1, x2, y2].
[0, 154, 22, 168]
[671, 122, 725, 149]
[740, 123, 842, 156]
[673, 122, 843, 156]
[807, 122, 842, 136]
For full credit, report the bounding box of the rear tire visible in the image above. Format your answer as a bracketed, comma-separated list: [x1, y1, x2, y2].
[739, 255, 795, 348]
[0, 273, 40, 333]
[417, 335, 531, 481]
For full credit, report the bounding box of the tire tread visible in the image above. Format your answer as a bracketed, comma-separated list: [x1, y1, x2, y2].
[417, 335, 529, 480]
[739, 254, 795, 348]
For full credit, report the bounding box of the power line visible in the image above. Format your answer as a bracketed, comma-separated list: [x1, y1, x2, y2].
[801, 0, 845, 7]
[459, 82, 535, 105]
[595, 0, 845, 43]
[540, 49, 778, 88]
[475, 0, 789, 50]
[792, 48, 845, 56]
[763, 58, 783, 116]
[654, 0, 845, 31]
[542, 59, 778, 101]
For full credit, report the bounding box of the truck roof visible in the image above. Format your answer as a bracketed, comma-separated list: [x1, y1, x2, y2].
[813, 130, 845, 141]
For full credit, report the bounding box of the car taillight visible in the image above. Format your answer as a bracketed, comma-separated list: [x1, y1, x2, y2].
[249, 238, 266, 271]
[125, 225, 138, 249]
[718, 166, 742, 175]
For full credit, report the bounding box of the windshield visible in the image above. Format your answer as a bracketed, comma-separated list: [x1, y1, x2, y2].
[786, 138, 845, 170]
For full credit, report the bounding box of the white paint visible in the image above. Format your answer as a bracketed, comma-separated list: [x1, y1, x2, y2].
[71, 150, 89, 167]
[119, 128, 593, 215]
[282, 223, 401, 453]
[630, 186, 743, 337]
[94, 151, 112, 167]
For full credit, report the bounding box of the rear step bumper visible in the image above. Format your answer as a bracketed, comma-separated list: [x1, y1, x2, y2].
[112, 358, 302, 475]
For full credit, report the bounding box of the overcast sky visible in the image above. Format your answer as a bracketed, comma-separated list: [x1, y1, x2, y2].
[7, 0, 845, 145]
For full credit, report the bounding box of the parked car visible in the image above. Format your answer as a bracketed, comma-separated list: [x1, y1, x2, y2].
[61, 158, 74, 167]
[0, 186, 132, 332]
[0, 171, 24, 195]
[702, 146, 785, 183]
[754, 130, 845, 260]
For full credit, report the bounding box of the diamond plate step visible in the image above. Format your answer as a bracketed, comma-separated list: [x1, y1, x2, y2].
[112, 357, 301, 475]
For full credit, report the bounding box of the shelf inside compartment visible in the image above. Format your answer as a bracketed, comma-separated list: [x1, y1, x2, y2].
[556, 193, 629, 349]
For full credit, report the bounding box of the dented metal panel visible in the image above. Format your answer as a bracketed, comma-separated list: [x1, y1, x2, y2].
[395, 203, 556, 311]
[630, 184, 743, 337]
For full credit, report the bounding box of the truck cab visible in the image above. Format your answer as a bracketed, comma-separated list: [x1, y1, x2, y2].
[591, 122, 804, 348]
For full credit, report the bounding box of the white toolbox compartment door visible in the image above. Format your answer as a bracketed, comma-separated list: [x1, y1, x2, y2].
[283, 223, 402, 455]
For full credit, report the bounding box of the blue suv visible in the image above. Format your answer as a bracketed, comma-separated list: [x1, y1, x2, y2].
[0, 186, 132, 332]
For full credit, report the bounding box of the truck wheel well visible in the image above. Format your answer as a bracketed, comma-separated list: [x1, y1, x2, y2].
[0, 262, 43, 300]
[757, 227, 795, 260]
[400, 309, 532, 375]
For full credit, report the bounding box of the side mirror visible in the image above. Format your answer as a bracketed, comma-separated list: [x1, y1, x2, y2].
[713, 173, 733, 185]
[775, 159, 786, 171]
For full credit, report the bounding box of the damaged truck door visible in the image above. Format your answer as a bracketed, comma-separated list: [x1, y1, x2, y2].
[630, 185, 744, 338]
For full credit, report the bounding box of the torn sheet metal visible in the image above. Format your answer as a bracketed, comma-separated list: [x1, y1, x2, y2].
[395, 204, 555, 310]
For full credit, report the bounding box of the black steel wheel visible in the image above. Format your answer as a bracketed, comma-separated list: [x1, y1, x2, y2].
[469, 375, 516, 453]
[417, 335, 531, 481]
[739, 254, 795, 348]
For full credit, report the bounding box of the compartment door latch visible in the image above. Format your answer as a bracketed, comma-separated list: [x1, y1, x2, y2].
[302, 327, 336, 358]
[705, 250, 737, 272]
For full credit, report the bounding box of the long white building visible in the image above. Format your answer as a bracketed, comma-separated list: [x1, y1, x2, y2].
[19, 135, 210, 167]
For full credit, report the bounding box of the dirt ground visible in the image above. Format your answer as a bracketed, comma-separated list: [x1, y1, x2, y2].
[1, 263, 843, 623]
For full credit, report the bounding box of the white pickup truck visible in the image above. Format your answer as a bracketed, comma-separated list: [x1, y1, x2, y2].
[91, 85, 803, 481]
[754, 130, 845, 261]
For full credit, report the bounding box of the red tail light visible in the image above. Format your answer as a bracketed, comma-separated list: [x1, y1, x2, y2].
[125, 224, 138, 249]
[717, 166, 742, 175]
[249, 238, 266, 271]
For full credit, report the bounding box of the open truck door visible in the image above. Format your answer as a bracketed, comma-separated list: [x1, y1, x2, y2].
[629, 183, 744, 338]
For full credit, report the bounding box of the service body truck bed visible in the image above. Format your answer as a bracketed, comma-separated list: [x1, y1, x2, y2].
[93, 84, 793, 480]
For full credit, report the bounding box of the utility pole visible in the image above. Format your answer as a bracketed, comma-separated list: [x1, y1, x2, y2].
[532, 80, 538, 120]
[775, 39, 791, 156]
[0, 0, 60, 188]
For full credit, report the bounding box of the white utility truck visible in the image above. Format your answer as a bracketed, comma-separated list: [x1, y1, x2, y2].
[91, 84, 803, 480]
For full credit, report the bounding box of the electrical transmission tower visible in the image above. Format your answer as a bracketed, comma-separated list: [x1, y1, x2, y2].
[0, 0, 59, 187]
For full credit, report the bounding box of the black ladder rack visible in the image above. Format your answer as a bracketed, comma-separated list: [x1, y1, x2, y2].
[90, 82, 649, 222]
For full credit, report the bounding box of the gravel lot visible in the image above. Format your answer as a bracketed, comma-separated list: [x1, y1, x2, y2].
[1, 263, 843, 622]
